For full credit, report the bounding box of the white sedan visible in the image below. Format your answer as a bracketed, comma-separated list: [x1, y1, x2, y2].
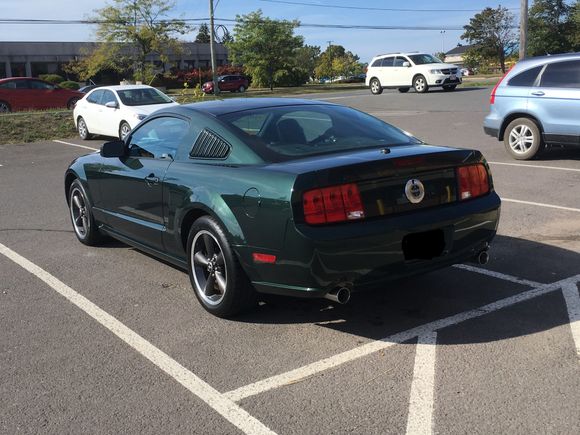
[73, 85, 179, 140]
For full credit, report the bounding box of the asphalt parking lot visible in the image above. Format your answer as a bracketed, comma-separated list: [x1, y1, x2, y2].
[1, 87, 579, 434]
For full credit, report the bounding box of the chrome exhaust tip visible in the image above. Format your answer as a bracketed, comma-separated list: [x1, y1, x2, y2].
[324, 287, 351, 305]
[471, 249, 490, 265]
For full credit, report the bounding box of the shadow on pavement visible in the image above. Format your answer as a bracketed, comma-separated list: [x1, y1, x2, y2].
[232, 234, 579, 345]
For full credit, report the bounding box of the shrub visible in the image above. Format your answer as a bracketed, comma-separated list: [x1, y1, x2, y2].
[59, 81, 80, 90]
[39, 74, 64, 84]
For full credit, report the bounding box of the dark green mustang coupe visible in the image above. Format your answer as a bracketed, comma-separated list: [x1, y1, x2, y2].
[65, 98, 500, 317]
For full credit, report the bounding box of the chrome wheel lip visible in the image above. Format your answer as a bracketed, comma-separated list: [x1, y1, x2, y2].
[70, 187, 89, 239]
[508, 124, 534, 154]
[191, 230, 227, 306]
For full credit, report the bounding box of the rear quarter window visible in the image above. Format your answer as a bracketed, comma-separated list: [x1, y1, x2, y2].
[508, 65, 543, 87]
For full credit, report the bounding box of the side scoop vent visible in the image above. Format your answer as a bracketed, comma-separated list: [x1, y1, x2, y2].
[190, 129, 230, 159]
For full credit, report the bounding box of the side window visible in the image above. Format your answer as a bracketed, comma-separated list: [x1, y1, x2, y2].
[128, 117, 189, 159]
[100, 90, 118, 106]
[371, 59, 382, 67]
[381, 57, 394, 67]
[29, 80, 54, 90]
[394, 57, 406, 67]
[0, 81, 17, 89]
[87, 90, 104, 104]
[540, 60, 580, 88]
[508, 66, 543, 87]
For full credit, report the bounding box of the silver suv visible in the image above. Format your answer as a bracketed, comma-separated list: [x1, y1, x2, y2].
[484, 53, 580, 160]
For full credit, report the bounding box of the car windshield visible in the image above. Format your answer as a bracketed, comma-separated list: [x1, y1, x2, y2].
[219, 105, 420, 163]
[116, 88, 173, 106]
[408, 54, 442, 65]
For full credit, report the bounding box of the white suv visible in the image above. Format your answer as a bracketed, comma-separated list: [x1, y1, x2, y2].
[365, 53, 462, 94]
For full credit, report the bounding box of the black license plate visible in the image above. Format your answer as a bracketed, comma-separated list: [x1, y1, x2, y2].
[402, 229, 445, 261]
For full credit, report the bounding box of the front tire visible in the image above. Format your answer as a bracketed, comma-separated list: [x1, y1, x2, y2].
[77, 117, 92, 140]
[119, 121, 131, 140]
[0, 100, 11, 113]
[67, 97, 80, 110]
[238, 85, 246, 92]
[413, 75, 429, 93]
[504, 118, 543, 160]
[187, 216, 256, 317]
[370, 78, 383, 95]
[68, 179, 103, 246]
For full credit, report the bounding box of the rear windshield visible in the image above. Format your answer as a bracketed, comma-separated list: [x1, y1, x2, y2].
[116, 88, 173, 106]
[218, 105, 420, 162]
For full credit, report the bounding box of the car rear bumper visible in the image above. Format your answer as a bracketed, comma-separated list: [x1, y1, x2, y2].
[483, 126, 499, 138]
[236, 193, 501, 297]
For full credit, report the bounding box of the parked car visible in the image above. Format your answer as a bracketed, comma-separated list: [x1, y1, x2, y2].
[0, 77, 83, 113]
[483, 53, 580, 160]
[461, 68, 474, 76]
[73, 84, 178, 140]
[65, 98, 500, 317]
[78, 84, 102, 93]
[365, 53, 462, 94]
[201, 75, 249, 94]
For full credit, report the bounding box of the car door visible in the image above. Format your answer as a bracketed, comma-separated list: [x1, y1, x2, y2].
[28, 79, 58, 109]
[392, 56, 412, 86]
[82, 90, 106, 134]
[378, 56, 395, 86]
[98, 116, 190, 251]
[98, 90, 122, 137]
[529, 59, 580, 145]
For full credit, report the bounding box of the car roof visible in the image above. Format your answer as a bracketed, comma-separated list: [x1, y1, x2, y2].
[164, 98, 335, 117]
[89, 84, 156, 92]
[504, 52, 580, 79]
[371, 52, 425, 60]
[0, 77, 45, 82]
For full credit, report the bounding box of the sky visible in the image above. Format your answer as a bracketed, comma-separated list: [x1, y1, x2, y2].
[0, 0, 522, 61]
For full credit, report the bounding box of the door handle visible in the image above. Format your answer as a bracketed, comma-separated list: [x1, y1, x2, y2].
[531, 91, 545, 96]
[144, 174, 159, 185]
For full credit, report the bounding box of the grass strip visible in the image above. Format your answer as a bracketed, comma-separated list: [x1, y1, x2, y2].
[0, 110, 76, 145]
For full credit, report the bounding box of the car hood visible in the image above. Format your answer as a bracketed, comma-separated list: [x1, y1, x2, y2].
[416, 63, 459, 70]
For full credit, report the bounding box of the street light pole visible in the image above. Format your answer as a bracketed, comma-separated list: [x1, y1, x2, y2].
[440, 30, 446, 54]
[209, 0, 219, 95]
[519, 0, 528, 60]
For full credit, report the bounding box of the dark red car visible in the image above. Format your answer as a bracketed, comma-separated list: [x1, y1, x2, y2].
[0, 77, 83, 113]
[201, 75, 249, 94]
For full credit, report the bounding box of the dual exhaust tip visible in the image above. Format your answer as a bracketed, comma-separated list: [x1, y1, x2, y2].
[323, 248, 490, 305]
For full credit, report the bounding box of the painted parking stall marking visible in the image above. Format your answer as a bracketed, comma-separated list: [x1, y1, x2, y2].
[502, 198, 580, 214]
[0, 242, 276, 435]
[562, 282, 580, 358]
[488, 161, 580, 173]
[53, 139, 99, 151]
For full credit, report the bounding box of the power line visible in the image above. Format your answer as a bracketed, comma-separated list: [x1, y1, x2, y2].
[257, 0, 519, 13]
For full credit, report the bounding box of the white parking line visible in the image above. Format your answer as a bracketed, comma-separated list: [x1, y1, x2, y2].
[488, 161, 580, 173]
[405, 332, 437, 435]
[562, 283, 580, 359]
[502, 198, 580, 214]
[0, 242, 276, 435]
[224, 274, 580, 402]
[453, 264, 541, 287]
[53, 139, 99, 151]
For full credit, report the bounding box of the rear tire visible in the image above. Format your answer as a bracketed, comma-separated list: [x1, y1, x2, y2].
[238, 85, 246, 92]
[77, 117, 92, 140]
[443, 85, 457, 91]
[67, 97, 80, 110]
[413, 75, 429, 93]
[187, 216, 256, 318]
[370, 78, 383, 95]
[0, 100, 11, 113]
[503, 118, 543, 160]
[398, 87, 410, 93]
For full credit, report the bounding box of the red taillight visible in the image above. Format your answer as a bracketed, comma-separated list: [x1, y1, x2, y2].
[457, 164, 490, 200]
[489, 66, 512, 105]
[303, 183, 365, 225]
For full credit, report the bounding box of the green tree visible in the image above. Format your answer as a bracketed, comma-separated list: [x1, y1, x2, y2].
[293, 44, 321, 82]
[462, 48, 487, 71]
[314, 45, 363, 80]
[195, 23, 211, 43]
[227, 10, 304, 90]
[67, 0, 191, 81]
[461, 6, 516, 73]
[528, 0, 574, 56]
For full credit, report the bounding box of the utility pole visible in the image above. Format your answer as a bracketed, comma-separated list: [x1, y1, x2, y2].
[519, 0, 528, 60]
[327, 41, 333, 82]
[209, 0, 219, 95]
[440, 30, 446, 54]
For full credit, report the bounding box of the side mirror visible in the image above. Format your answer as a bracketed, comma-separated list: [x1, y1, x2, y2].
[105, 101, 119, 109]
[403, 62, 411, 68]
[101, 140, 126, 158]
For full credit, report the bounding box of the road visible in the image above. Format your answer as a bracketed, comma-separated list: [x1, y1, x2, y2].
[1, 87, 579, 434]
